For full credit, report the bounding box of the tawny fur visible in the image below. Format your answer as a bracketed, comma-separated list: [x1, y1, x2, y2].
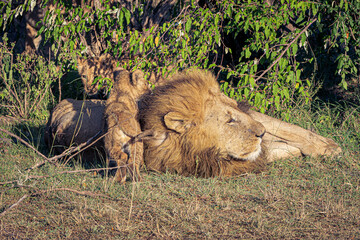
[139, 69, 268, 178]
[104, 68, 150, 183]
[44, 98, 105, 161]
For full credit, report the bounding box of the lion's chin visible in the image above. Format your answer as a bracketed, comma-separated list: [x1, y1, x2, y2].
[229, 145, 262, 162]
[243, 146, 262, 161]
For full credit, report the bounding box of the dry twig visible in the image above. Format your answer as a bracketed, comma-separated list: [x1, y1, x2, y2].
[0, 127, 104, 171]
[0, 165, 131, 186]
[26, 130, 104, 171]
[0, 187, 120, 218]
[0, 194, 29, 217]
[0, 128, 48, 160]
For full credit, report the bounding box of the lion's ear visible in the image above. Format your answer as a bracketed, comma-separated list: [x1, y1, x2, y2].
[164, 112, 191, 133]
[131, 70, 145, 85]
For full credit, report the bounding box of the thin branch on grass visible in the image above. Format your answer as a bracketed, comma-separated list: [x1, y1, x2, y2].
[0, 128, 49, 161]
[0, 194, 29, 217]
[0, 115, 30, 123]
[0, 175, 48, 186]
[0, 127, 104, 171]
[1, 113, 148, 173]
[57, 165, 129, 174]
[0, 187, 120, 218]
[26, 130, 104, 171]
[0, 165, 132, 186]
[254, 18, 317, 83]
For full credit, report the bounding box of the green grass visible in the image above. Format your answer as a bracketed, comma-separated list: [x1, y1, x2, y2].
[1, 103, 359, 239]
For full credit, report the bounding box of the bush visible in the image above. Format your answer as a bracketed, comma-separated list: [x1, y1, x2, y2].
[1, 0, 359, 118]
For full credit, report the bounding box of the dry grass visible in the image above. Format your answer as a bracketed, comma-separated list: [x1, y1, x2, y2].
[1, 103, 359, 239]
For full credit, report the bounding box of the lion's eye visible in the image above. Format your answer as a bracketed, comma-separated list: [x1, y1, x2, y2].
[226, 118, 236, 124]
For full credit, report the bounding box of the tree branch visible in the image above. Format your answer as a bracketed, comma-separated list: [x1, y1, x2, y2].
[254, 18, 317, 83]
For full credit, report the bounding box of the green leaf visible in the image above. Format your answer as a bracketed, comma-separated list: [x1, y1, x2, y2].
[230, 88, 235, 98]
[249, 77, 255, 87]
[185, 19, 192, 32]
[245, 48, 251, 58]
[226, 72, 232, 79]
[292, 44, 298, 56]
[265, 27, 270, 38]
[273, 84, 279, 95]
[341, 79, 348, 90]
[214, 14, 219, 26]
[215, 32, 221, 47]
[275, 95, 280, 111]
[244, 88, 249, 98]
[123, 8, 131, 25]
[283, 87, 289, 99]
[255, 92, 261, 106]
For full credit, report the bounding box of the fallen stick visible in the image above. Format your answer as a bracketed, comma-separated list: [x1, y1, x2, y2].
[0, 187, 121, 218]
[26, 130, 104, 171]
[0, 128, 48, 161]
[0, 127, 106, 171]
[0, 194, 29, 217]
[0, 165, 132, 186]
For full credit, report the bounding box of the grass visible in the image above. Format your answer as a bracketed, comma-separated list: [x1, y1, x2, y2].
[0, 102, 359, 239]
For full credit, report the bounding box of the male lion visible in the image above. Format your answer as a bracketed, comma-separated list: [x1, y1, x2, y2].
[104, 68, 150, 183]
[139, 70, 268, 177]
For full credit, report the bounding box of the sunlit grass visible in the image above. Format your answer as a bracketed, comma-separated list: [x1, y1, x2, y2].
[1, 103, 359, 239]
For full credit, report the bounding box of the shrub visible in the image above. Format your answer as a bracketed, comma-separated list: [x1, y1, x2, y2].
[1, 0, 359, 117]
[0, 35, 61, 120]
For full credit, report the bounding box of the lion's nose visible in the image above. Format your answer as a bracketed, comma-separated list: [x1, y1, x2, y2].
[250, 122, 266, 138]
[256, 129, 265, 138]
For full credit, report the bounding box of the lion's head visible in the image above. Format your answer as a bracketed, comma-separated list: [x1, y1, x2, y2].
[139, 69, 267, 177]
[77, 54, 117, 98]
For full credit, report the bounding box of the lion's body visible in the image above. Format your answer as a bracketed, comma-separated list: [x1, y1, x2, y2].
[44, 98, 106, 161]
[104, 69, 149, 183]
[139, 70, 268, 177]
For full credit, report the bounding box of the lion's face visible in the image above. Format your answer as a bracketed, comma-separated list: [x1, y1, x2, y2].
[162, 96, 266, 162]
[201, 98, 265, 161]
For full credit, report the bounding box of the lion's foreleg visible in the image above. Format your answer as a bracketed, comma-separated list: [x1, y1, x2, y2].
[105, 126, 131, 184]
[126, 141, 143, 182]
[114, 151, 129, 183]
